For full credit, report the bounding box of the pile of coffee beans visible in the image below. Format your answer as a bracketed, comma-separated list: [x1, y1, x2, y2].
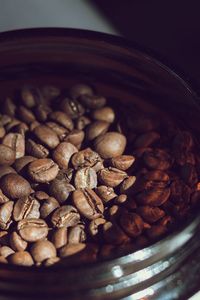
[0, 83, 199, 267]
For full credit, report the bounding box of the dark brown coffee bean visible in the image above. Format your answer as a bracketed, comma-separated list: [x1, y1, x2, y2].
[0, 174, 32, 199]
[17, 105, 36, 124]
[49, 111, 74, 131]
[13, 196, 40, 221]
[69, 83, 93, 100]
[94, 132, 127, 159]
[64, 129, 84, 147]
[0, 201, 14, 229]
[170, 179, 191, 204]
[5, 119, 21, 132]
[31, 240, 56, 263]
[86, 121, 109, 141]
[49, 180, 75, 204]
[8, 251, 34, 266]
[143, 149, 172, 170]
[95, 185, 117, 203]
[3, 98, 16, 116]
[53, 142, 78, 169]
[33, 125, 59, 149]
[71, 148, 103, 172]
[12, 122, 29, 135]
[26, 139, 49, 159]
[40, 197, 60, 219]
[111, 155, 135, 171]
[158, 215, 173, 227]
[99, 244, 115, 259]
[88, 218, 106, 239]
[56, 168, 74, 183]
[146, 225, 167, 240]
[51, 227, 67, 249]
[41, 85, 61, 101]
[103, 222, 129, 245]
[72, 189, 104, 220]
[21, 86, 41, 108]
[143, 170, 169, 182]
[98, 167, 127, 187]
[28, 159, 59, 183]
[51, 205, 80, 228]
[120, 211, 143, 238]
[120, 176, 136, 194]
[0, 246, 15, 257]
[0, 145, 15, 166]
[79, 94, 106, 109]
[34, 104, 51, 122]
[180, 163, 198, 186]
[136, 187, 170, 206]
[68, 224, 86, 244]
[133, 131, 160, 149]
[0, 166, 16, 179]
[76, 116, 91, 130]
[59, 243, 86, 258]
[9, 232, 27, 251]
[17, 218, 48, 242]
[60, 98, 85, 119]
[3, 133, 25, 159]
[46, 122, 68, 141]
[13, 156, 36, 173]
[137, 206, 165, 223]
[74, 167, 97, 189]
[92, 107, 115, 123]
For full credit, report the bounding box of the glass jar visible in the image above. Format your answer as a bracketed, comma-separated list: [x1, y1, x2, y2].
[0, 28, 200, 300]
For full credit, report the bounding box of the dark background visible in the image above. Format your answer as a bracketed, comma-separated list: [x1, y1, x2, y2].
[92, 0, 200, 84]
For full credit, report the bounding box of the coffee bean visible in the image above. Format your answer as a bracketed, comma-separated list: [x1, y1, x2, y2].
[114, 194, 127, 205]
[95, 185, 117, 203]
[68, 224, 86, 244]
[180, 163, 198, 186]
[0, 126, 6, 138]
[0, 189, 9, 204]
[146, 225, 167, 240]
[17, 105, 36, 124]
[3, 133, 25, 158]
[60, 98, 85, 119]
[111, 155, 135, 171]
[137, 206, 165, 223]
[0, 256, 8, 264]
[51, 205, 80, 228]
[3, 98, 16, 116]
[41, 85, 61, 102]
[98, 167, 127, 187]
[79, 94, 106, 109]
[30, 120, 40, 131]
[143, 149, 172, 170]
[40, 197, 60, 219]
[133, 131, 160, 148]
[49, 180, 75, 204]
[34, 191, 49, 201]
[76, 116, 91, 130]
[21, 86, 41, 108]
[0, 246, 15, 257]
[33, 125, 59, 149]
[0, 231, 9, 246]
[34, 104, 51, 122]
[120, 176, 136, 194]
[120, 212, 143, 238]
[72, 189, 104, 220]
[64, 129, 85, 148]
[8, 251, 34, 266]
[0, 174, 32, 199]
[86, 121, 109, 141]
[13, 156, 36, 173]
[0, 201, 14, 230]
[26, 139, 49, 159]
[0, 145, 15, 166]
[88, 218, 106, 239]
[46, 122, 68, 141]
[53, 142, 78, 169]
[103, 222, 129, 245]
[28, 159, 59, 183]
[31, 240, 56, 263]
[59, 243, 86, 258]
[49, 111, 74, 131]
[143, 170, 169, 182]
[17, 218, 48, 242]
[43, 257, 60, 267]
[51, 227, 67, 249]
[74, 167, 97, 189]
[136, 187, 170, 206]
[71, 148, 103, 172]
[94, 132, 127, 159]
[13, 196, 40, 221]
[92, 107, 115, 123]
[9, 232, 27, 251]
[69, 83, 93, 100]
[5, 119, 21, 132]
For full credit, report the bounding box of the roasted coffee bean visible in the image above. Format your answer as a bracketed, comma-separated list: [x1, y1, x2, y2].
[69, 83, 93, 100]
[17, 105, 36, 124]
[30, 120, 40, 131]
[0, 126, 6, 138]
[108, 205, 123, 221]
[34, 104, 51, 122]
[110, 155, 135, 171]
[13, 156, 36, 173]
[92, 107, 115, 123]
[13, 196, 40, 221]
[74, 167, 97, 189]
[59, 243, 86, 258]
[51, 205, 80, 228]
[120, 211, 143, 238]
[34, 191, 49, 201]
[51, 227, 67, 249]
[3, 133, 25, 158]
[9, 232, 27, 251]
[3, 97, 16, 116]
[76, 116, 91, 130]
[5, 119, 21, 132]
[146, 225, 167, 240]
[21, 86, 41, 108]
[0, 246, 15, 257]
[0, 189, 9, 204]
[143, 170, 169, 182]
[98, 167, 127, 187]
[143, 149, 172, 170]
[79, 94, 106, 109]
[46, 122, 68, 141]
[0, 201, 14, 229]
[12, 122, 29, 135]
[26, 139, 49, 159]
[0, 256, 8, 264]
[40, 197, 60, 219]
[95, 185, 117, 203]
[94, 132, 127, 159]
[49, 180, 75, 204]
[68, 224, 86, 244]
[180, 163, 198, 186]
[0, 174, 32, 199]
[17, 218, 48, 242]
[0, 166, 16, 180]
[56, 168, 74, 183]
[114, 194, 127, 205]
[53, 142, 78, 169]
[170, 179, 191, 204]
[103, 221, 129, 245]
[60, 98, 85, 119]
[71, 148, 103, 172]
[72, 189, 104, 220]
[43, 257, 60, 267]
[0, 145, 15, 166]
[133, 131, 160, 148]
[33, 125, 59, 149]
[41, 85, 61, 101]
[86, 121, 109, 141]
[136, 187, 170, 206]
[28, 159, 59, 183]
[64, 129, 85, 148]
[49, 111, 74, 131]
[120, 176, 136, 194]
[88, 218, 106, 239]
[8, 251, 34, 266]
[137, 206, 165, 223]
[31, 240, 56, 263]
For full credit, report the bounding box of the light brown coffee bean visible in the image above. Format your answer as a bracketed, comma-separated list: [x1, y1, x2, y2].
[0, 145, 15, 166]
[76, 116, 91, 130]
[26, 139, 49, 159]
[59, 243, 86, 258]
[95, 185, 117, 203]
[72, 189, 104, 220]
[92, 107, 115, 123]
[79, 94, 106, 109]
[46, 122, 68, 141]
[88, 218, 106, 239]
[0, 174, 32, 199]
[41, 85, 61, 101]
[49, 111, 74, 131]
[17, 105, 36, 124]
[43, 257, 60, 267]
[111, 155, 135, 171]
[53, 142, 78, 169]
[33, 125, 59, 149]
[71, 148, 103, 172]
[86, 121, 109, 141]
[17, 218, 48, 242]
[64, 129, 85, 147]
[114, 194, 127, 204]
[5, 119, 21, 132]
[34, 104, 51, 122]
[98, 167, 127, 187]
[137, 206, 165, 223]
[28, 159, 59, 183]
[34, 191, 49, 201]
[21, 86, 41, 108]
[120, 212, 143, 238]
[60, 243, 98, 264]
[51, 227, 67, 249]
[103, 222, 129, 245]
[51, 205, 80, 228]
[13, 196, 40, 221]
[74, 167, 97, 189]
[0, 256, 8, 263]
[3, 133, 25, 158]
[13, 156, 36, 173]
[3, 97, 16, 116]
[69, 83, 93, 100]
[0, 126, 6, 138]
[68, 224, 86, 244]
[143, 149, 172, 170]
[0, 189, 9, 204]
[120, 176, 136, 194]
[8, 251, 34, 266]
[108, 205, 122, 221]
[0, 166, 16, 179]
[31, 240, 56, 263]
[40, 197, 60, 219]
[94, 132, 127, 159]
[9, 232, 27, 251]
[60, 98, 85, 119]
[30, 120, 40, 131]
[0, 246, 15, 257]
[49, 180, 74, 204]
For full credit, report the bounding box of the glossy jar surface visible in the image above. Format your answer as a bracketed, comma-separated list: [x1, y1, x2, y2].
[0, 28, 200, 300]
